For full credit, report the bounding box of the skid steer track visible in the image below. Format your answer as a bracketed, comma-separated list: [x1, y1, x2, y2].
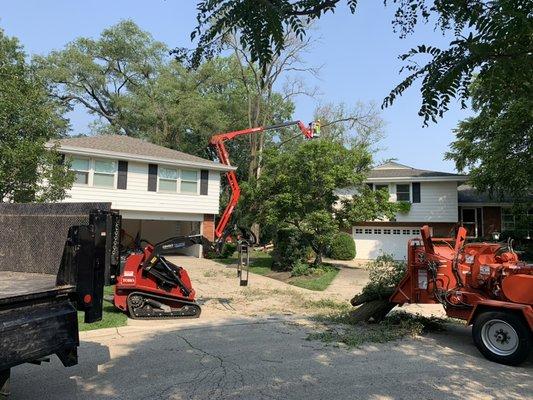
[127, 291, 201, 319]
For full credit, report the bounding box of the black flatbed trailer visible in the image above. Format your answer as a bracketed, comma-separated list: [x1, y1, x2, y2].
[0, 203, 120, 398]
[0, 272, 74, 303]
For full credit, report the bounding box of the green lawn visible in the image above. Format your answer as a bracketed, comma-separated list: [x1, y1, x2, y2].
[214, 250, 273, 276]
[289, 268, 339, 291]
[214, 251, 338, 291]
[78, 286, 128, 331]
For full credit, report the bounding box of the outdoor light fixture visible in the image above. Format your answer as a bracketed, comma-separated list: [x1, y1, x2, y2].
[492, 231, 500, 241]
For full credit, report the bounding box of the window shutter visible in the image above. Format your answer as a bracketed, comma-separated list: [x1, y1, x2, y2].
[412, 182, 421, 203]
[117, 161, 128, 190]
[148, 164, 158, 192]
[200, 170, 209, 195]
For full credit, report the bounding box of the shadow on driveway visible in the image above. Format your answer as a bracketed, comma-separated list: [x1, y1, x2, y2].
[10, 317, 533, 399]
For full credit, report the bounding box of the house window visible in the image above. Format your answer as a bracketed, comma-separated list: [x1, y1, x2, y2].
[364, 228, 372, 234]
[402, 229, 411, 235]
[71, 158, 89, 185]
[159, 167, 178, 192]
[501, 208, 515, 231]
[93, 159, 116, 188]
[375, 184, 389, 193]
[374, 229, 382, 234]
[396, 184, 410, 202]
[180, 170, 199, 194]
[383, 229, 391, 234]
[355, 228, 363, 234]
[393, 229, 401, 234]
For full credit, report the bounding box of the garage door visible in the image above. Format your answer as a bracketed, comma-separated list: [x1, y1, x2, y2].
[352, 226, 424, 260]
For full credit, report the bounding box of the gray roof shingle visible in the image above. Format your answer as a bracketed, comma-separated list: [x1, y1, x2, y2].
[368, 161, 466, 180]
[53, 135, 232, 170]
[457, 184, 529, 204]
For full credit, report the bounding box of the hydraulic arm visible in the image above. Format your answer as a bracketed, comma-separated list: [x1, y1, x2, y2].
[209, 120, 316, 243]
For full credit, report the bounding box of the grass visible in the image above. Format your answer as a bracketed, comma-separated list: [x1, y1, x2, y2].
[78, 286, 128, 332]
[289, 267, 339, 291]
[214, 251, 338, 291]
[214, 250, 274, 276]
[307, 310, 449, 347]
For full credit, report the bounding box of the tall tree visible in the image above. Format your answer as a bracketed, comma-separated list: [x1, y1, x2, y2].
[35, 20, 168, 136]
[254, 139, 398, 264]
[0, 28, 72, 202]
[225, 31, 319, 179]
[193, 0, 533, 199]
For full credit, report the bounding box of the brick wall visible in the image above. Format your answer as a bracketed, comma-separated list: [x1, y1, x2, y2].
[202, 214, 215, 242]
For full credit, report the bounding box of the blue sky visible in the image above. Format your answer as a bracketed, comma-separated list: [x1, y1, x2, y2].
[1, 0, 471, 172]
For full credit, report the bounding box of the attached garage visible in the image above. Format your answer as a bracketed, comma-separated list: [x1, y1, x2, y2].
[121, 211, 205, 257]
[352, 226, 426, 261]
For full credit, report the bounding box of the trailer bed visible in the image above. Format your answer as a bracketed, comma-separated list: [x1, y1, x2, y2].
[0, 271, 74, 305]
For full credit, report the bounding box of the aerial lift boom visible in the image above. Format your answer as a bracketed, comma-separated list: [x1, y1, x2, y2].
[111, 120, 317, 317]
[209, 120, 316, 242]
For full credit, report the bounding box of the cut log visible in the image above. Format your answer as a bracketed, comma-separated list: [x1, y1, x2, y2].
[349, 299, 395, 323]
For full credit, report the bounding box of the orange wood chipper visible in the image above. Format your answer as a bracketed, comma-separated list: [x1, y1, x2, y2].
[388, 225, 533, 365]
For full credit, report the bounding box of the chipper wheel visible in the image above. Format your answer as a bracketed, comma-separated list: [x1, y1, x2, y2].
[472, 311, 532, 366]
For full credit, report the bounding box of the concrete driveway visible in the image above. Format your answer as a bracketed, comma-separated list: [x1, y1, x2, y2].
[10, 317, 532, 399]
[8, 257, 533, 399]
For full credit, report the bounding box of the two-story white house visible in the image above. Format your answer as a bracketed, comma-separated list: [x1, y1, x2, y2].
[50, 135, 234, 256]
[348, 162, 468, 260]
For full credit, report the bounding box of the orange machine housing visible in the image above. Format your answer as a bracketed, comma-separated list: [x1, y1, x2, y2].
[390, 226, 533, 328]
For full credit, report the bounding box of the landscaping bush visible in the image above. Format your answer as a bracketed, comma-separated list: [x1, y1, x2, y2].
[291, 260, 311, 276]
[272, 227, 309, 271]
[220, 242, 237, 258]
[329, 232, 356, 260]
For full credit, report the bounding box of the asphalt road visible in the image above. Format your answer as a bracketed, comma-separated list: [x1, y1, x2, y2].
[9, 317, 533, 400]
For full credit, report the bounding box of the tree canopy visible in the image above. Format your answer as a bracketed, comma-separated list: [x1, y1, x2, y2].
[35, 21, 296, 182]
[0, 28, 72, 203]
[192, 0, 533, 200]
[252, 139, 398, 263]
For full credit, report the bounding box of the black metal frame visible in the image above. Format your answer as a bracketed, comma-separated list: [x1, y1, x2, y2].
[0, 207, 121, 396]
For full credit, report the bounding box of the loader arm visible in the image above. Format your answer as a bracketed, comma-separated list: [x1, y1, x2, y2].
[209, 120, 315, 242]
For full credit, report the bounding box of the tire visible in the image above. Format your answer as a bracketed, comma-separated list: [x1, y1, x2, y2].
[472, 311, 532, 366]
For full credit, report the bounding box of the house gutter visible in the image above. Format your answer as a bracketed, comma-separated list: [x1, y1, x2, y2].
[49, 145, 237, 172]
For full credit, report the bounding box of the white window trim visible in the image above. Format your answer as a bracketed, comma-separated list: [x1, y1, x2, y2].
[93, 159, 118, 189]
[158, 166, 179, 193]
[70, 157, 90, 186]
[395, 183, 411, 202]
[70, 157, 117, 188]
[179, 169, 200, 195]
[157, 166, 200, 195]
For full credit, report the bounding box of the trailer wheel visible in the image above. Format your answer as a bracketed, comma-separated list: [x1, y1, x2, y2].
[472, 311, 531, 366]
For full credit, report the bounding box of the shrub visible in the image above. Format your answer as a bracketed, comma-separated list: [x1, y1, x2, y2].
[272, 227, 309, 271]
[220, 242, 237, 258]
[357, 254, 407, 301]
[329, 232, 356, 260]
[291, 260, 311, 276]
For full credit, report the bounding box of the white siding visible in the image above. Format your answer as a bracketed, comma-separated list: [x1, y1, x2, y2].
[394, 181, 458, 223]
[62, 161, 221, 215]
[339, 181, 459, 223]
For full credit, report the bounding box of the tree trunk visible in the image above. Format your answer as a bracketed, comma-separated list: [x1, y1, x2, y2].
[349, 300, 395, 323]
